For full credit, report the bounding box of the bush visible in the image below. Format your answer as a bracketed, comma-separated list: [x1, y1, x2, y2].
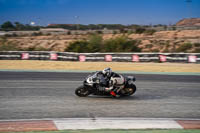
[151, 49, 159, 52]
[113, 30, 117, 34]
[172, 26, 176, 30]
[4, 33, 18, 37]
[194, 43, 200, 47]
[135, 28, 146, 34]
[65, 41, 89, 53]
[176, 43, 193, 52]
[25, 46, 36, 51]
[163, 48, 169, 52]
[65, 35, 141, 53]
[144, 29, 156, 35]
[193, 48, 200, 53]
[67, 31, 71, 35]
[31, 32, 43, 36]
[103, 36, 141, 52]
[96, 30, 103, 34]
[145, 44, 153, 48]
[127, 30, 134, 35]
[46, 33, 51, 36]
[87, 34, 103, 52]
[0, 42, 20, 51]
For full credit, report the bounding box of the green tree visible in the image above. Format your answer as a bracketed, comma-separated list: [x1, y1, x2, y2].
[65, 35, 141, 53]
[103, 36, 141, 52]
[14, 22, 25, 30]
[176, 43, 193, 52]
[65, 41, 89, 53]
[87, 34, 103, 52]
[144, 29, 156, 35]
[135, 27, 146, 34]
[1, 21, 15, 30]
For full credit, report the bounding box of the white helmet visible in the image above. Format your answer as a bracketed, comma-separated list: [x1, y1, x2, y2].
[102, 67, 112, 77]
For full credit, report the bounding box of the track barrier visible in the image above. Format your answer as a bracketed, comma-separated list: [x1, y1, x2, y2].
[0, 51, 199, 63]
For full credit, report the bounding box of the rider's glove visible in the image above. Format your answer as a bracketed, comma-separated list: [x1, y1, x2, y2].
[109, 80, 113, 86]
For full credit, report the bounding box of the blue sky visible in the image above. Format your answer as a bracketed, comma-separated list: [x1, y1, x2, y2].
[0, 0, 200, 26]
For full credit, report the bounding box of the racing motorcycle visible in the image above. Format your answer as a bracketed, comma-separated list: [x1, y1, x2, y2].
[75, 72, 136, 97]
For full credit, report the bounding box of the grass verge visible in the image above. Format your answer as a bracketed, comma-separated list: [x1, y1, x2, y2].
[0, 60, 200, 73]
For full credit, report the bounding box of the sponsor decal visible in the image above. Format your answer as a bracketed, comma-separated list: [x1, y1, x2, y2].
[79, 55, 86, 62]
[21, 53, 29, 59]
[188, 55, 197, 63]
[105, 55, 112, 62]
[132, 55, 139, 62]
[50, 53, 58, 60]
[159, 55, 167, 62]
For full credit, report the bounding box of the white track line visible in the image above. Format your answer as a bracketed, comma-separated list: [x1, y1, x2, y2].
[53, 118, 183, 130]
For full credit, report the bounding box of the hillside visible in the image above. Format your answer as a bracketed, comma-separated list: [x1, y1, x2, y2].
[176, 18, 200, 26]
[1, 29, 200, 53]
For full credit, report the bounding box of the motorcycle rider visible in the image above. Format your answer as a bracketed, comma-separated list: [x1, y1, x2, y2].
[97, 68, 124, 97]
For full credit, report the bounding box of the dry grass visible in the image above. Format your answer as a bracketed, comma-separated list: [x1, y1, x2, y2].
[4, 30, 200, 52]
[0, 60, 200, 73]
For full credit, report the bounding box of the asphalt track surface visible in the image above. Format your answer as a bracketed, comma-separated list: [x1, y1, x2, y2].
[0, 71, 200, 120]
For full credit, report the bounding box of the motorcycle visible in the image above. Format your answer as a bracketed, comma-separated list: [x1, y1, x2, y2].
[75, 72, 136, 97]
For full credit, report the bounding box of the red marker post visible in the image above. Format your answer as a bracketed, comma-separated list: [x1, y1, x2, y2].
[132, 55, 139, 62]
[159, 55, 167, 62]
[188, 55, 197, 63]
[21, 53, 29, 60]
[105, 55, 112, 62]
[50, 53, 58, 60]
[79, 55, 86, 62]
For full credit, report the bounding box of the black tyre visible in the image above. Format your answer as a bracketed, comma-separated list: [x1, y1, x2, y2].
[75, 86, 90, 97]
[120, 84, 136, 96]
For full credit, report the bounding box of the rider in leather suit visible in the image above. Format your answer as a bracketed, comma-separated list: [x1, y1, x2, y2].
[96, 68, 123, 97]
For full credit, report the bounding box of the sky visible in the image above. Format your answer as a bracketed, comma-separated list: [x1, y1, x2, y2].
[0, 0, 200, 26]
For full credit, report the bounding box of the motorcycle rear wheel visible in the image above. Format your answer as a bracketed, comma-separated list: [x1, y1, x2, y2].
[75, 86, 90, 97]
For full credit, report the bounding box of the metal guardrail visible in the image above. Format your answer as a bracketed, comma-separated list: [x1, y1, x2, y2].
[0, 51, 199, 63]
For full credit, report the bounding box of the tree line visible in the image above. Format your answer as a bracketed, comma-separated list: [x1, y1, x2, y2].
[0, 21, 166, 31]
[47, 23, 163, 31]
[0, 21, 41, 31]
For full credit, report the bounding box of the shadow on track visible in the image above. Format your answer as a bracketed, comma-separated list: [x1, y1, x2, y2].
[75, 93, 166, 101]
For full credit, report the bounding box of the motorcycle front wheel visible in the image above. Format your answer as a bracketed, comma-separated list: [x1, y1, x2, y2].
[120, 84, 136, 96]
[75, 86, 90, 97]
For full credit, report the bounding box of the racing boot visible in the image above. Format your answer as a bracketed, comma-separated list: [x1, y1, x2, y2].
[110, 87, 120, 98]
